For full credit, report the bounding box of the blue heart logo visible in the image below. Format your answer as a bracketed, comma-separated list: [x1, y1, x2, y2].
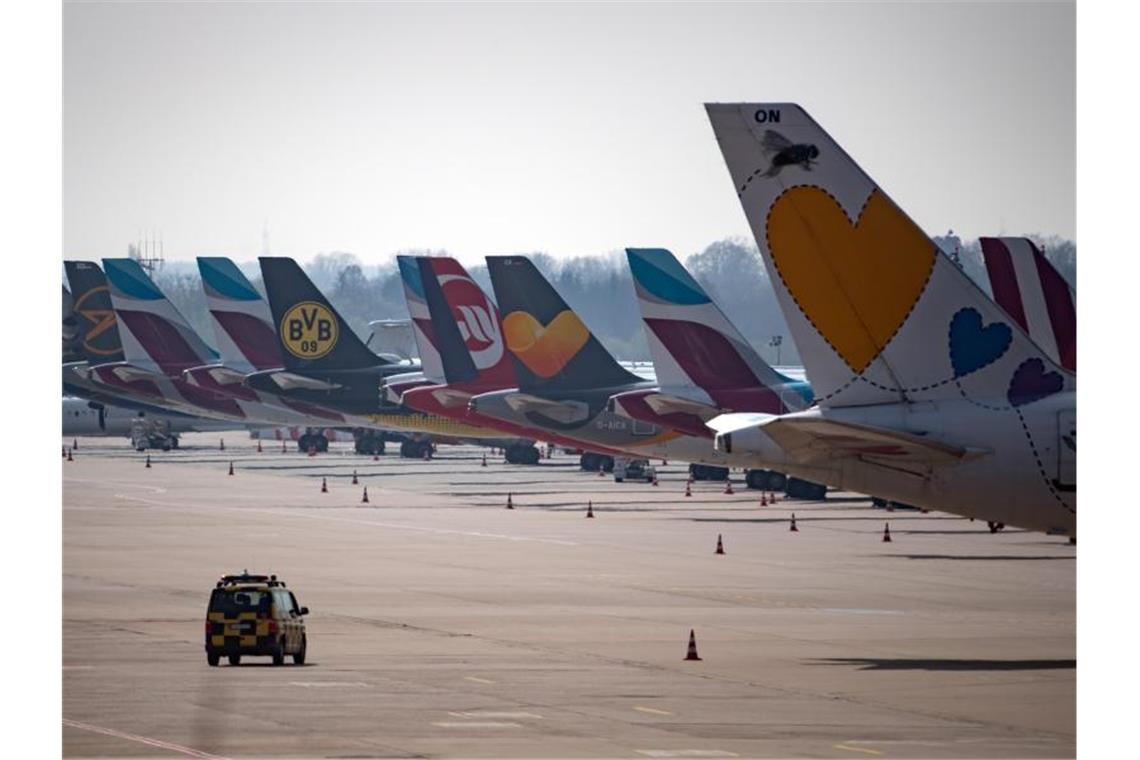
[948, 308, 1012, 378]
[1007, 358, 1064, 407]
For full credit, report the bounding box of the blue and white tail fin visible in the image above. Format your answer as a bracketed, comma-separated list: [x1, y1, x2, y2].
[197, 257, 282, 372]
[706, 103, 1072, 408]
[980, 238, 1075, 374]
[102, 258, 218, 375]
[626, 248, 810, 413]
[396, 256, 446, 383]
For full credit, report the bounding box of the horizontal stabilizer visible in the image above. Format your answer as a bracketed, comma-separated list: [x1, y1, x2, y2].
[643, 392, 720, 420]
[760, 415, 988, 469]
[266, 371, 343, 392]
[502, 393, 591, 425]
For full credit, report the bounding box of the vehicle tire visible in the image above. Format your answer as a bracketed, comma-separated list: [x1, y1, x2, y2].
[615, 477, 624, 483]
[745, 469, 768, 490]
[523, 446, 539, 465]
[600, 456, 614, 473]
[372, 439, 386, 455]
[272, 640, 285, 666]
[689, 464, 704, 481]
[315, 435, 329, 453]
[580, 452, 599, 471]
[162, 444, 171, 452]
[207, 652, 220, 667]
[228, 654, 241, 666]
[293, 636, 307, 665]
[298, 433, 310, 453]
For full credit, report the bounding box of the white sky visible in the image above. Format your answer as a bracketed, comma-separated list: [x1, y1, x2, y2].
[64, 1, 1075, 266]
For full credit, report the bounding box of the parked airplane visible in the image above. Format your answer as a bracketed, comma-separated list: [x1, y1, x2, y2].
[470, 256, 733, 469]
[705, 102, 1075, 537]
[248, 257, 524, 456]
[398, 255, 628, 466]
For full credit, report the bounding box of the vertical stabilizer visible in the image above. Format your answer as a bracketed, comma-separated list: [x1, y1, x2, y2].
[980, 238, 1075, 374]
[64, 261, 125, 365]
[706, 103, 1072, 408]
[626, 247, 811, 413]
[197, 257, 283, 372]
[485, 256, 641, 393]
[102, 258, 217, 375]
[396, 256, 445, 383]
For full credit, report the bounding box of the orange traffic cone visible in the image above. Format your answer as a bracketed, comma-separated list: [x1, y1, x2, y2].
[62, 445, 67, 459]
[321, 477, 328, 493]
[882, 522, 892, 542]
[724, 480, 734, 495]
[219, 438, 225, 451]
[228, 461, 234, 476]
[351, 469, 359, 485]
[652, 475, 659, 487]
[715, 534, 725, 555]
[72, 438, 78, 451]
[145, 455, 151, 469]
[257, 439, 263, 453]
[789, 513, 798, 532]
[684, 629, 702, 661]
[361, 486, 369, 504]
[685, 481, 692, 498]
[67, 448, 73, 461]
[760, 493, 768, 507]
[586, 501, 594, 518]
[506, 493, 514, 510]
[481, 453, 487, 467]
[770, 491, 778, 504]
[281, 440, 287, 453]
[372, 453, 379, 462]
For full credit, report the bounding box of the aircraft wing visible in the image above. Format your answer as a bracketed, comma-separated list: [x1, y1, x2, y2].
[761, 417, 989, 470]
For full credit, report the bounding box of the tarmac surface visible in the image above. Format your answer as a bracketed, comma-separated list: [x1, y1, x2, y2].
[63, 432, 1075, 759]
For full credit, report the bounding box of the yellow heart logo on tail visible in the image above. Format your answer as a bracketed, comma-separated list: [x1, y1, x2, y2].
[766, 187, 936, 373]
[502, 310, 590, 378]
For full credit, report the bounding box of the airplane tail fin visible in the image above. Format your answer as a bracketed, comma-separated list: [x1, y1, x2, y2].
[396, 257, 446, 383]
[626, 247, 811, 413]
[64, 261, 125, 365]
[980, 238, 1075, 374]
[485, 256, 642, 393]
[63, 285, 83, 363]
[411, 256, 517, 388]
[258, 257, 383, 372]
[102, 258, 216, 374]
[197, 257, 283, 372]
[706, 103, 1072, 407]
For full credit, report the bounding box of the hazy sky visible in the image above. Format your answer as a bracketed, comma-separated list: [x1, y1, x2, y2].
[64, 1, 1074, 266]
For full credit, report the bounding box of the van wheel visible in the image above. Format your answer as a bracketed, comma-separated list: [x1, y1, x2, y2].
[228, 654, 241, 666]
[272, 640, 285, 665]
[207, 652, 220, 667]
[293, 636, 307, 665]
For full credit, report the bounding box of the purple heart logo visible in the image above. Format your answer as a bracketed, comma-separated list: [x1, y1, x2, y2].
[1007, 358, 1064, 407]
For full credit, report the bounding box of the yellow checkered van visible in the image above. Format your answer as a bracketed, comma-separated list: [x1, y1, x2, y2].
[204, 572, 309, 666]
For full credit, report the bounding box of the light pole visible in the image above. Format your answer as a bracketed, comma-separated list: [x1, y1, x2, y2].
[769, 335, 783, 366]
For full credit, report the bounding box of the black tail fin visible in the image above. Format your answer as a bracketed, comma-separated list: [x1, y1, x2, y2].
[485, 256, 640, 393]
[63, 285, 83, 363]
[258, 257, 383, 371]
[64, 260, 125, 365]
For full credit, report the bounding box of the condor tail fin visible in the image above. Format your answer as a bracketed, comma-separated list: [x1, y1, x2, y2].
[485, 256, 641, 394]
[705, 103, 1072, 408]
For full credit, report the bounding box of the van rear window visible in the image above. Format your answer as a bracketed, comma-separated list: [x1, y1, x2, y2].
[209, 588, 271, 616]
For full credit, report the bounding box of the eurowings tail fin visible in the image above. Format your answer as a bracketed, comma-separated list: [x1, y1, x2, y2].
[64, 261, 125, 365]
[101, 258, 217, 375]
[626, 247, 811, 413]
[396, 257, 445, 383]
[258, 257, 383, 372]
[980, 238, 1075, 374]
[412, 256, 517, 389]
[485, 256, 641, 393]
[706, 103, 1072, 407]
[197, 257, 283, 372]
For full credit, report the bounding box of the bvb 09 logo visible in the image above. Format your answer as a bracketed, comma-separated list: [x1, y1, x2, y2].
[280, 301, 338, 359]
